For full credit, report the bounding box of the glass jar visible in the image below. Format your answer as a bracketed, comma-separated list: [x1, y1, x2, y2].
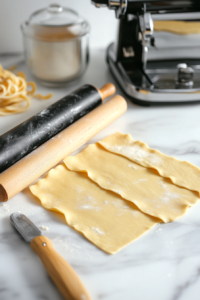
[21, 4, 90, 86]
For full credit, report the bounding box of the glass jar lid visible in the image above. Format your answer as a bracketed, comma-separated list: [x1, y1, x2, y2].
[21, 4, 90, 41]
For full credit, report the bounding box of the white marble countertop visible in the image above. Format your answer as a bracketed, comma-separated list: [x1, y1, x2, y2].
[1, 49, 200, 300]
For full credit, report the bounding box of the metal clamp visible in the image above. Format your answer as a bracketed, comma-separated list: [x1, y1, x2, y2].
[139, 12, 154, 42]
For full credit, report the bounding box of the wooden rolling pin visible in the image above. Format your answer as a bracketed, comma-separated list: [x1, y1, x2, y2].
[0, 95, 127, 202]
[0, 83, 115, 173]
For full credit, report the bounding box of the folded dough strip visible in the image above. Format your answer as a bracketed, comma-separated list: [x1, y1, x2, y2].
[98, 132, 200, 197]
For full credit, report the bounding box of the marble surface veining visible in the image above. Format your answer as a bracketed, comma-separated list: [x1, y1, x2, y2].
[0, 50, 200, 300]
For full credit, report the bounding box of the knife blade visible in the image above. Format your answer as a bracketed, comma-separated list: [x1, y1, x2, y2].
[10, 212, 91, 300]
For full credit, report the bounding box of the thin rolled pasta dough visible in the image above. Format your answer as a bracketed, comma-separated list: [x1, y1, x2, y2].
[98, 132, 200, 197]
[64, 142, 199, 223]
[30, 132, 200, 253]
[30, 164, 157, 254]
[154, 21, 200, 35]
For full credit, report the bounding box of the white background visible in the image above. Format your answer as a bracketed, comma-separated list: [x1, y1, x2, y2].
[0, 0, 118, 53]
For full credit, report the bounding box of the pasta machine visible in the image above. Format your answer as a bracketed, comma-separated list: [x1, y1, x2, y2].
[91, 0, 200, 104]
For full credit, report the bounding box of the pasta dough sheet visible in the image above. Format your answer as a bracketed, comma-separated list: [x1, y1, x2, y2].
[30, 164, 157, 254]
[64, 141, 199, 223]
[30, 132, 200, 254]
[98, 132, 200, 196]
[154, 21, 200, 35]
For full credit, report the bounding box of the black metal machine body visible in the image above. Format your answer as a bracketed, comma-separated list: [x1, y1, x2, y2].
[92, 0, 200, 104]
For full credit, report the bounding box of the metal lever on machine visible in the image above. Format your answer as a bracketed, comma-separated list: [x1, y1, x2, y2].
[139, 11, 154, 70]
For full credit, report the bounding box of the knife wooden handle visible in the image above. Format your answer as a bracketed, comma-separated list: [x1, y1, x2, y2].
[31, 236, 91, 300]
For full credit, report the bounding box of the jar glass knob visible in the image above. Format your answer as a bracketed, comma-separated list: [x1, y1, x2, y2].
[47, 4, 63, 13]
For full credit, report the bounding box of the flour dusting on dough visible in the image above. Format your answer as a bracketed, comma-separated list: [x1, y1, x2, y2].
[113, 189, 123, 196]
[92, 227, 105, 235]
[110, 201, 139, 217]
[132, 179, 148, 184]
[76, 186, 84, 193]
[158, 181, 179, 204]
[158, 181, 167, 189]
[45, 193, 54, 198]
[76, 194, 101, 211]
[128, 164, 137, 169]
[101, 142, 161, 165]
[161, 191, 180, 204]
[132, 210, 139, 217]
[78, 204, 101, 211]
[107, 182, 124, 196]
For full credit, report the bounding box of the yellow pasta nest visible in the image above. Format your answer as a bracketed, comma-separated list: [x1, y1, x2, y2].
[0, 64, 52, 116]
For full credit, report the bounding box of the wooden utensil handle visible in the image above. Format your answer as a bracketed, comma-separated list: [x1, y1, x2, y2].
[31, 236, 91, 300]
[98, 83, 116, 101]
[0, 95, 127, 202]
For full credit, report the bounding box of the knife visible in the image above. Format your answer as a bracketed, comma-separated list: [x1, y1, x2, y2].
[10, 212, 91, 300]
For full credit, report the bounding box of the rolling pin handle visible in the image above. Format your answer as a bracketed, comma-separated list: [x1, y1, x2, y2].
[98, 83, 116, 101]
[0, 184, 8, 202]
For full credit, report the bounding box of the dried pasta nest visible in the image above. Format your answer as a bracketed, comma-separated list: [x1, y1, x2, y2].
[0, 64, 52, 116]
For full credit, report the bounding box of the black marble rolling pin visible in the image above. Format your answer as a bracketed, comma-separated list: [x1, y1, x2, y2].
[0, 95, 127, 202]
[0, 83, 115, 173]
